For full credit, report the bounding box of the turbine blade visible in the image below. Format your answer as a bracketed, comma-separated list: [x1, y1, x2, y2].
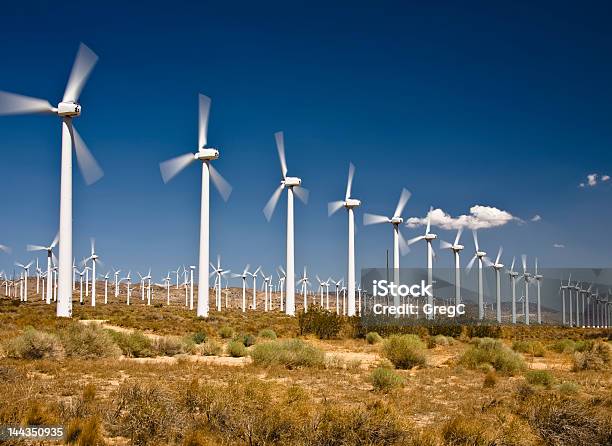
[159, 152, 195, 183]
[495, 246, 503, 265]
[198, 94, 211, 149]
[454, 227, 463, 246]
[70, 123, 104, 185]
[407, 235, 425, 246]
[398, 229, 410, 256]
[472, 230, 479, 252]
[440, 240, 453, 250]
[294, 186, 309, 204]
[511, 257, 515, 272]
[275, 131, 287, 178]
[90, 237, 95, 256]
[51, 252, 58, 267]
[483, 256, 493, 267]
[345, 162, 355, 200]
[466, 255, 477, 273]
[425, 206, 433, 235]
[51, 232, 59, 249]
[263, 184, 284, 221]
[0, 91, 54, 115]
[27, 245, 47, 252]
[63, 43, 99, 103]
[521, 254, 527, 272]
[393, 188, 412, 218]
[363, 213, 390, 225]
[328, 201, 345, 216]
[209, 164, 232, 201]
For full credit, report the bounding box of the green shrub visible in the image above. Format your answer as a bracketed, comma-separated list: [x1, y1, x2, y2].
[574, 340, 594, 353]
[198, 339, 222, 356]
[108, 330, 155, 358]
[60, 323, 121, 358]
[558, 381, 580, 395]
[218, 325, 234, 339]
[258, 329, 277, 340]
[234, 333, 257, 347]
[572, 341, 610, 371]
[370, 366, 404, 392]
[512, 340, 545, 357]
[227, 340, 248, 357]
[460, 338, 525, 375]
[154, 336, 186, 356]
[525, 370, 554, 388]
[297, 306, 343, 339]
[548, 339, 576, 353]
[4, 326, 63, 359]
[365, 331, 383, 344]
[250, 339, 325, 368]
[428, 334, 453, 348]
[192, 332, 207, 344]
[382, 334, 426, 369]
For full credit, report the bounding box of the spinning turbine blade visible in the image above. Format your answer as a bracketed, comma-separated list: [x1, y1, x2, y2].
[345, 162, 355, 200]
[510, 257, 515, 272]
[263, 184, 284, 221]
[0, 91, 54, 115]
[495, 246, 503, 265]
[363, 213, 389, 225]
[51, 232, 59, 249]
[483, 256, 493, 267]
[293, 186, 309, 204]
[407, 235, 425, 246]
[328, 201, 345, 216]
[425, 206, 433, 234]
[209, 164, 232, 201]
[159, 153, 195, 183]
[472, 230, 479, 251]
[27, 245, 47, 252]
[454, 227, 463, 246]
[466, 255, 477, 273]
[52, 252, 58, 266]
[521, 254, 527, 272]
[63, 43, 98, 103]
[198, 94, 211, 148]
[440, 240, 453, 250]
[275, 131, 287, 178]
[398, 230, 410, 255]
[70, 123, 104, 185]
[393, 188, 412, 218]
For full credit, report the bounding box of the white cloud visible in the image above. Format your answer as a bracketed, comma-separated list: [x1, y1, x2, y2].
[406, 205, 520, 230]
[587, 173, 598, 186]
[580, 172, 610, 188]
[531, 215, 542, 222]
[553, 243, 565, 248]
[603, 175, 610, 182]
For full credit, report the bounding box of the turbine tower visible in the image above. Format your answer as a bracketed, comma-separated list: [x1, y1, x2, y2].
[490, 247, 504, 324]
[440, 228, 464, 307]
[328, 162, 361, 316]
[507, 257, 520, 324]
[84, 238, 101, 307]
[27, 233, 59, 305]
[533, 258, 543, 324]
[263, 131, 309, 316]
[466, 230, 491, 320]
[231, 265, 251, 312]
[159, 94, 232, 318]
[520, 255, 532, 325]
[0, 43, 104, 317]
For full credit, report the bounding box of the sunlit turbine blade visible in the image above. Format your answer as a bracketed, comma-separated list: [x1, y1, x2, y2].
[0, 91, 54, 115]
[198, 94, 211, 148]
[275, 131, 287, 178]
[70, 123, 104, 185]
[407, 235, 425, 246]
[454, 227, 463, 246]
[52, 252, 58, 267]
[159, 152, 195, 183]
[521, 254, 527, 272]
[209, 164, 232, 201]
[483, 256, 493, 267]
[511, 257, 515, 272]
[466, 255, 477, 273]
[345, 162, 355, 200]
[472, 230, 479, 252]
[51, 232, 59, 249]
[440, 240, 453, 250]
[263, 184, 284, 221]
[27, 245, 47, 252]
[393, 188, 412, 218]
[328, 200, 344, 216]
[495, 246, 503, 265]
[363, 213, 390, 225]
[535, 258, 538, 275]
[398, 230, 410, 256]
[293, 186, 309, 204]
[63, 43, 99, 103]
[425, 206, 433, 235]
[243, 264, 251, 275]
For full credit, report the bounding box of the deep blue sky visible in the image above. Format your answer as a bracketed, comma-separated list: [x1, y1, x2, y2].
[1, 1, 611, 285]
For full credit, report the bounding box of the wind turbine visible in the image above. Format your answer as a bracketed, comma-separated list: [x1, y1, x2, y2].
[231, 264, 251, 312]
[84, 238, 101, 307]
[101, 272, 110, 304]
[520, 255, 532, 325]
[507, 258, 520, 324]
[0, 43, 104, 317]
[209, 256, 230, 312]
[466, 230, 492, 320]
[277, 266, 286, 311]
[406, 207, 438, 319]
[121, 272, 132, 305]
[328, 162, 360, 316]
[15, 261, 33, 301]
[159, 94, 232, 318]
[27, 233, 59, 304]
[263, 131, 309, 316]
[363, 188, 411, 307]
[559, 275, 571, 326]
[297, 266, 310, 312]
[533, 258, 543, 324]
[490, 247, 504, 324]
[440, 228, 464, 307]
[246, 266, 262, 309]
[331, 278, 344, 315]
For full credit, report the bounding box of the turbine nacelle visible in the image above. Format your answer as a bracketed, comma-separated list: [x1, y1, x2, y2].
[476, 251, 487, 258]
[56, 101, 81, 117]
[195, 148, 219, 161]
[282, 176, 302, 187]
[344, 198, 361, 208]
[492, 263, 504, 270]
[390, 216, 403, 225]
[452, 244, 464, 251]
[424, 233, 437, 241]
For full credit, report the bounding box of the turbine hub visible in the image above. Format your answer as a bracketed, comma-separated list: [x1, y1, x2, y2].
[283, 177, 301, 187]
[57, 101, 81, 117]
[424, 233, 437, 241]
[390, 216, 403, 225]
[477, 251, 487, 257]
[195, 148, 220, 160]
[345, 198, 361, 208]
[453, 244, 464, 251]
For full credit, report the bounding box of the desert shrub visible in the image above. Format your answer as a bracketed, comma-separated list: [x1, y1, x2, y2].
[250, 339, 325, 368]
[460, 338, 525, 375]
[572, 341, 610, 371]
[234, 333, 256, 347]
[258, 328, 277, 340]
[58, 323, 120, 359]
[428, 334, 453, 348]
[441, 415, 496, 445]
[558, 381, 580, 395]
[192, 332, 207, 344]
[66, 417, 104, 446]
[218, 325, 234, 339]
[426, 323, 463, 338]
[574, 339, 594, 352]
[382, 334, 426, 369]
[525, 370, 554, 388]
[109, 330, 155, 358]
[370, 366, 404, 392]
[297, 306, 343, 339]
[227, 340, 247, 357]
[483, 369, 498, 388]
[466, 324, 502, 338]
[4, 327, 63, 359]
[513, 340, 545, 357]
[366, 331, 383, 344]
[198, 339, 222, 356]
[154, 336, 185, 356]
[549, 339, 576, 353]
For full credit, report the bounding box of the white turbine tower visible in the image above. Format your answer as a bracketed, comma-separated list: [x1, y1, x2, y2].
[247, 266, 262, 310]
[263, 131, 309, 316]
[507, 257, 520, 324]
[27, 233, 59, 305]
[297, 266, 310, 312]
[15, 261, 33, 301]
[520, 255, 532, 325]
[84, 238, 101, 307]
[533, 258, 543, 324]
[490, 247, 504, 324]
[466, 230, 492, 320]
[159, 94, 232, 318]
[0, 43, 104, 317]
[440, 228, 464, 307]
[231, 265, 251, 312]
[363, 188, 412, 307]
[328, 162, 361, 316]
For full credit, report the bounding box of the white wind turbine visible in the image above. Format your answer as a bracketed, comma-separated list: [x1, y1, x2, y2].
[159, 94, 232, 318]
[363, 188, 411, 307]
[15, 261, 33, 301]
[507, 257, 520, 324]
[113, 268, 121, 297]
[246, 266, 262, 310]
[231, 264, 251, 312]
[328, 162, 361, 316]
[466, 230, 492, 320]
[27, 233, 59, 305]
[277, 266, 286, 311]
[331, 278, 344, 315]
[533, 258, 543, 324]
[297, 266, 310, 312]
[520, 255, 532, 325]
[490, 247, 504, 323]
[84, 238, 101, 306]
[209, 256, 230, 312]
[406, 207, 438, 319]
[121, 271, 132, 305]
[0, 43, 104, 318]
[162, 272, 172, 305]
[440, 228, 464, 306]
[263, 131, 309, 316]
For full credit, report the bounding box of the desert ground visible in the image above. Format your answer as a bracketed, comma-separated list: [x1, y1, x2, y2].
[0, 285, 610, 446]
